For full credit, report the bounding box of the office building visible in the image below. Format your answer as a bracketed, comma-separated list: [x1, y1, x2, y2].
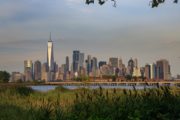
[127, 58, 134, 76]
[72, 50, 80, 72]
[140, 67, 145, 78]
[100, 64, 114, 76]
[11, 72, 24, 82]
[34, 60, 41, 80]
[99, 61, 106, 69]
[119, 58, 123, 68]
[65, 56, 69, 73]
[150, 63, 157, 79]
[47, 33, 55, 81]
[86, 55, 92, 75]
[41, 62, 48, 81]
[79, 53, 84, 69]
[156, 59, 171, 80]
[109, 57, 118, 68]
[145, 64, 151, 79]
[24, 60, 33, 81]
[91, 57, 98, 77]
[133, 67, 141, 77]
[134, 58, 138, 68]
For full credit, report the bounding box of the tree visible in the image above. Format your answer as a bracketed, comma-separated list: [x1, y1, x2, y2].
[85, 0, 178, 8]
[125, 75, 132, 81]
[0, 71, 10, 83]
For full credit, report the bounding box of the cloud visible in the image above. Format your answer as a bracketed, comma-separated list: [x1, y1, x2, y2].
[0, 0, 180, 76]
[0, 1, 24, 18]
[65, 0, 82, 6]
[80, 8, 94, 13]
[66, 0, 82, 4]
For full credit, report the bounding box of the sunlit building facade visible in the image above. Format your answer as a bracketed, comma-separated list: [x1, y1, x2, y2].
[47, 33, 55, 81]
[24, 60, 33, 81]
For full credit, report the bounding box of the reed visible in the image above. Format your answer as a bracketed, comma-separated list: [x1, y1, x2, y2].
[0, 85, 180, 120]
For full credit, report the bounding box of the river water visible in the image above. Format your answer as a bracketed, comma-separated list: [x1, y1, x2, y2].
[30, 85, 159, 92]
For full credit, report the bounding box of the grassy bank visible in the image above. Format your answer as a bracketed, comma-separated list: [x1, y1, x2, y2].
[0, 85, 180, 120]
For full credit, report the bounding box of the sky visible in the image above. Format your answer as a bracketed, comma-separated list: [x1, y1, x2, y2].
[0, 0, 180, 76]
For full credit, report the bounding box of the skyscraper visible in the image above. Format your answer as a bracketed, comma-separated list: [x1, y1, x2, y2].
[65, 56, 69, 73]
[128, 58, 134, 76]
[92, 57, 98, 77]
[72, 50, 80, 72]
[156, 59, 171, 80]
[92, 57, 98, 70]
[118, 58, 126, 76]
[119, 58, 123, 68]
[24, 60, 33, 81]
[34, 60, 41, 80]
[150, 63, 157, 79]
[79, 53, 84, 69]
[145, 64, 151, 80]
[86, 55, 92, 75]
[134, 58, 138, 68]
[47, 33, 55, 81]
[109, 57, 118, 68]
[41, 62, 48, 81]
[47, 33, 54, 72]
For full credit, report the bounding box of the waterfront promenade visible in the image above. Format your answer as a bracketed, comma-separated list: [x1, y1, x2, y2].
[45, 81, 180, 86]
[1, 80, 180, 87]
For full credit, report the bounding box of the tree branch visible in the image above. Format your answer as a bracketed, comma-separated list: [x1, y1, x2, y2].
[85, 0, 178, 8]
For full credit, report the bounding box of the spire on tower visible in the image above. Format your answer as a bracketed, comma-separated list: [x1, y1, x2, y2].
[49, 32, 52, 41]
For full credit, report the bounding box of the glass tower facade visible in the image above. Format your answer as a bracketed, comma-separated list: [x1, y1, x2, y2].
[47, 33, 55, 81]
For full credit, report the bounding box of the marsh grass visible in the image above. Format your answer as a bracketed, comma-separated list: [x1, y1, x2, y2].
[0, 85, 180, 120]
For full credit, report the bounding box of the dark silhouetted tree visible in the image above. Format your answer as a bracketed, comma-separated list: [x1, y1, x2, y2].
[0, 71, 10, 83]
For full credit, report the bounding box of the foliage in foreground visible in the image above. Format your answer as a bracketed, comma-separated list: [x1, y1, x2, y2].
[0, 85, 180, 120]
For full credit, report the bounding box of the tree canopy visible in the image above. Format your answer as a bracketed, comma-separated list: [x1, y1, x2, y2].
[85, 0, 178, 8]
[0, 71, 10, 83]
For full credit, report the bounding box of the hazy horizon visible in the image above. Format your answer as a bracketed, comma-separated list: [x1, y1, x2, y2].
[0, 0, 180, 76]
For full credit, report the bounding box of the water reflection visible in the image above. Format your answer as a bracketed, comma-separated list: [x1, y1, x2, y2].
[30, 85, 157, 92]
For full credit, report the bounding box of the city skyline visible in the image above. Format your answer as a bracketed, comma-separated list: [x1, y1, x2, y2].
[0, 0, 180, 76]
[0, 35, 179, 77]
[15, 47, 172, 82]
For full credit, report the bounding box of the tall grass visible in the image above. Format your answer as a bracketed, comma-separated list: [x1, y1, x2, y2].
[0, 85, 180, 120]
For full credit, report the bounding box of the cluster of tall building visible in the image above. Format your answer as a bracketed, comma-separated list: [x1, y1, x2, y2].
[144, 60, 171, 80]
[10, 35, 172, 82]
